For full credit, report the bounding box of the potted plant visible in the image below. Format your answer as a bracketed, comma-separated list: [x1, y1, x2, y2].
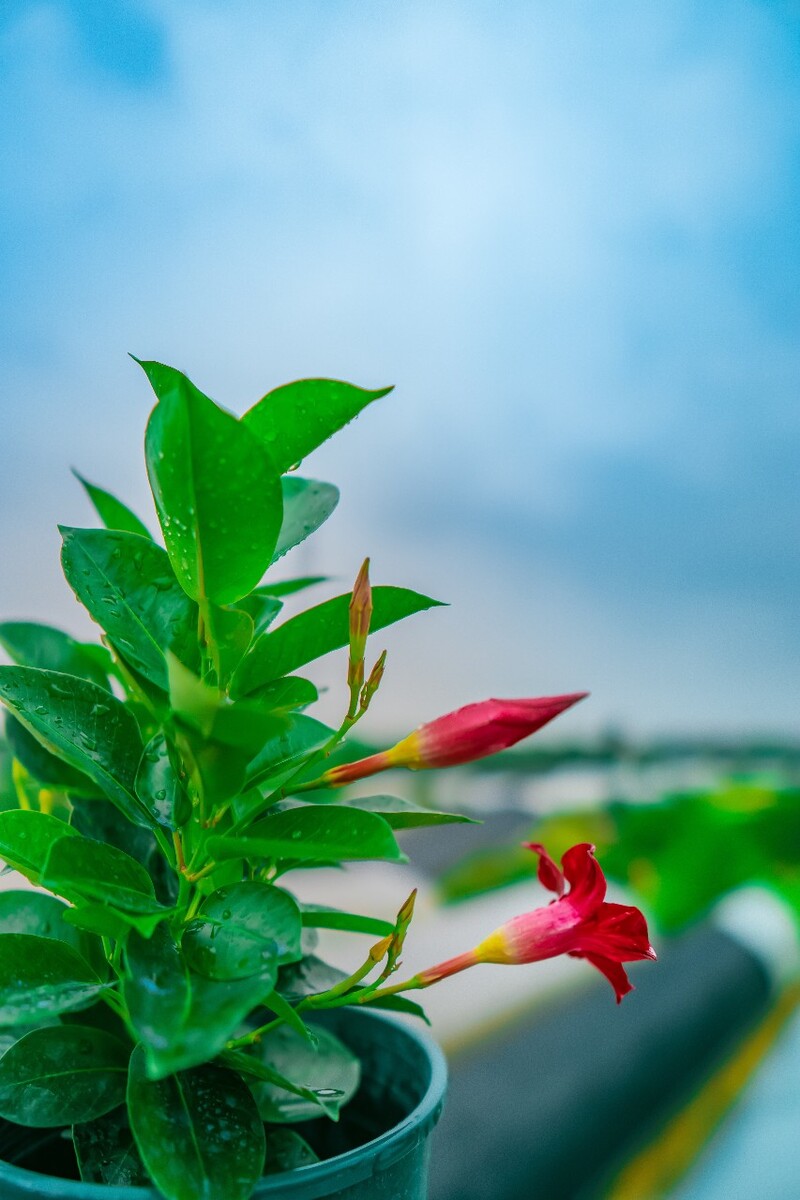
[0, 360, 655, 1200]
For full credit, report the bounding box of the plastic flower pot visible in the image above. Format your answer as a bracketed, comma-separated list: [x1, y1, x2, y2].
[0, 1009, 447, 1200]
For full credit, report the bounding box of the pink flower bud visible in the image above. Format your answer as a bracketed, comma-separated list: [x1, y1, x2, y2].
[323, 693, 587, 787]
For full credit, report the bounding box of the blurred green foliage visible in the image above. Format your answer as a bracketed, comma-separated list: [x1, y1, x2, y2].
[439, 778, 800, 934]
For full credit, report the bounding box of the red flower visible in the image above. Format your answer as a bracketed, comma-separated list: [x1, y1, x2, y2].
[322, 693, 587, 787]
[416, 843, 656, 1003]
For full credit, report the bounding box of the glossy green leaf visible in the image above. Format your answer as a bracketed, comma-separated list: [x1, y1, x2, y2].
[72, 470, 152, 540]
[243, 377, 392, 474]
[272, 477, 339, 563]
[42, 836, 164, 914]
[209, 805, 404, 865]
[0, 934, 106, 1024]
[205, 603, 254, 685]
[362, 993, 431, 1023]
[233, 585, 445, 695]
[69, 795, 179, 908]
[211, 699, 288, 756]
[300, 905, 394, 938]
[0, 666, 146, 826]
[4, 715, 96, 792]
[276, 954, 348, 1002]
[246, 675, 318, 713]
[341, 793, 479, 829]
[146, 969, 277, 1078]
[237, 591, 283, 638]
[0, 621, 110, 688]
[247, 1023, 360, 1122]
[74, 1104, 149, 1186]
[140, 359, 283, 605]
[0, 890, 96, 964]
[124, 926, 190, 1059]
[183, 882, 302, 981]
[63, 904, 169, 942]
[0, 738, 15, 811]
[0, 809, 77, 881]
[135, 733, 190, 831]
[0, 1026, 129, 1126]
[241, 714, 333, 796]
[220, 1048, 340, 1121]
[60, 526, 198, 689]
[255, 575, 328, 598]
[263, 1128, 319, 1174]
[127, 1048, 266, 1200]
[0, 1019, 61, 1060]
[260, 988, 318, 1045]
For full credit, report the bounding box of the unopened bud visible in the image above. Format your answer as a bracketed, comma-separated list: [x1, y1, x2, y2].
[349, 558, 372, 666]
[360, 649, 387, 710]
[369, 934, 393, 963]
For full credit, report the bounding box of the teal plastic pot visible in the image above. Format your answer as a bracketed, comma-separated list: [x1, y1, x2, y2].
[0, 1008, 447, 1200]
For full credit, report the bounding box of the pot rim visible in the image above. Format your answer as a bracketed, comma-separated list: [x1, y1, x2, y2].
[0, 1008, 448, 1198]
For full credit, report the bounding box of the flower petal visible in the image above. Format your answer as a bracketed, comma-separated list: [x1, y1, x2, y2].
[523, 842, 565, 897]
[570, 951, 634, 1003]
[582, 902, 657, 961]
[561, 842, 606, 912]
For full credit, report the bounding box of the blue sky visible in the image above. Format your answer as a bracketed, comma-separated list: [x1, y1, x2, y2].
[1, 1, 798, 738]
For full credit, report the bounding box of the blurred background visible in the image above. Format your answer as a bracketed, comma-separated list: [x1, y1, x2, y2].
[1, 2, 799, 1197]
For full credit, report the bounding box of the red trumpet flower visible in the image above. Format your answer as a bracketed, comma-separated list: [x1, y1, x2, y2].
[415, 842, 656, 1003]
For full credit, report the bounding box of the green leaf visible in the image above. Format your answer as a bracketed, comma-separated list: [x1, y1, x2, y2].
[183, 882, 302, 982]
[69, 795, 179, 908]
[237, 591, 283, 638]
[255, 575, 328, 598]
[241, 714, 333, 795]
[260, 988, 318, 1046]
[74, 1104, 149, 1186]
[276, 954, 348, 1003]
[146, 969, 277, 1078]
[0, 621, 110, 688]
[341, 793, 479, 829]
[0, 809, 78, 881]
[72, 470, 153, 540]
[140, 359, 283, 605]
[272, 477, 339, 563]
[127, 1048, 266, 1200]
[263, 1128, 319, 1174]
[124, 926, 190, 1060]
[63, 904, 170, 941]
[0, 738, 15, 811]
[60, 526, 198, 689]
[42, 836, 165, 915]
[233, 585, 445, 695]
[0, 666, 147, 826]
[246, 675, 318, 713]
[362, 994, 431, 1023]
[206, 603, 254, 685]
[5, 715, 96, 792]
[209, 805, 405, 865]
[0, 1026, 129, 1126]
[220, 1048, 340, 1121]
[246, 1023, 360, 1122]
[300, 905, 395, 937]
[0, 890, 97, 964]
[0, 934, 106, 1024]
[243, 377, 392, 474]
[135, 732, 191, 831]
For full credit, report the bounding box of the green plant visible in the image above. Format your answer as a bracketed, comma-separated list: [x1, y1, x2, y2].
[0, 360, 603, 1199]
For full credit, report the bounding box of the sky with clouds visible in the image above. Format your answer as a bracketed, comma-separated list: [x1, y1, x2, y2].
[1, 0, 798, 740]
